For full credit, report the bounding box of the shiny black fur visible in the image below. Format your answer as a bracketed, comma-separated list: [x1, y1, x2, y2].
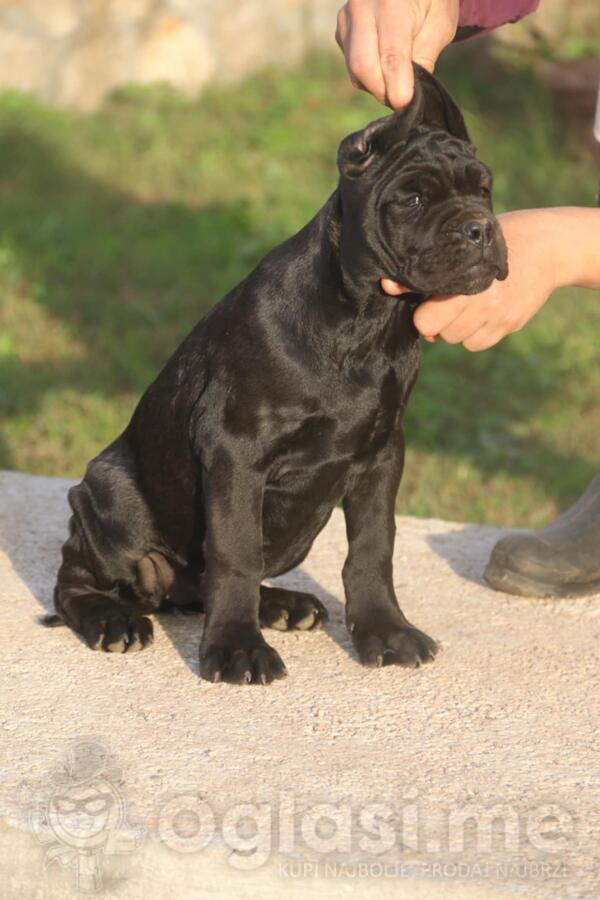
[50, 66, 507, 684]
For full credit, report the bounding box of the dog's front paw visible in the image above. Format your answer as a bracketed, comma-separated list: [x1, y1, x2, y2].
[80, 600, 154, 653]
[350, 609, 438, 669]
[200, 630, 287, 685]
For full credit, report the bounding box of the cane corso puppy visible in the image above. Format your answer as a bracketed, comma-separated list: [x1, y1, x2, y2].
[49, 65, 507, 684]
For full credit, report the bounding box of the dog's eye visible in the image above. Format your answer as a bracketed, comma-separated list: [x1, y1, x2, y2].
[405, 194, 422, 208]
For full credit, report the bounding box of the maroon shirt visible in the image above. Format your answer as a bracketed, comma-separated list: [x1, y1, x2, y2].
[459, 0, 540, 32]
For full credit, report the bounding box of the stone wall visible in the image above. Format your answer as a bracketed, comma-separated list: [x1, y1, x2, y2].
[493, 0, 599, 51]
[0, 1, 595, 110]
[0, 0, 342, 110]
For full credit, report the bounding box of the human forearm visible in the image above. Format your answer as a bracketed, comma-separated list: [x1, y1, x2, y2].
[542, 207, 600, 291]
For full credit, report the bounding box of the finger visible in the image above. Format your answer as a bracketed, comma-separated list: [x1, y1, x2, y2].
[411, 55, 437, 73]
[440, 315, 489, 345]
[413, 22, 450, 74]
[380, 278, 412, 296]
[335, 6, 348, 50]
[411, 5, 458, 73]
[463, 327, 505, 353]
[375, 6, 414, 108]
[413, 295, 469, 338]
[346, 10, 388, 105]
[337, 7, 364, 90]
[337, 7, 366, 90]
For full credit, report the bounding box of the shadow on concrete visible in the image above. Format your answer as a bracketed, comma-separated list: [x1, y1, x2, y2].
[425, 522, 510, 588]
[153, 566, 353, 678]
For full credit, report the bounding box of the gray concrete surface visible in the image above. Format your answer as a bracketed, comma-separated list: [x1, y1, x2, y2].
[1, 470, 599, 899]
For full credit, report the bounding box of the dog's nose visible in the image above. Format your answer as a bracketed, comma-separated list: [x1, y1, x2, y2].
[462, 219, 493, 247]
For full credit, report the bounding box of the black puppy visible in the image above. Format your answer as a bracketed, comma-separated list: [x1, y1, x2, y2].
[50, 66, 507, 684]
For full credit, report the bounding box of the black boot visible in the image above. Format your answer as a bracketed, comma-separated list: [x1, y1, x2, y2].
[485, 472, 600, 598]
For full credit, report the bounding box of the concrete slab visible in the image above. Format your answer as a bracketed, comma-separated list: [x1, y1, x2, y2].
[0, 470, 598, 899]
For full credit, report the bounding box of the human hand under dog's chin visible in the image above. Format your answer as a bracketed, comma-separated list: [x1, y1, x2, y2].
[381, 209, 581, 353]
[336, 0, 459, 108]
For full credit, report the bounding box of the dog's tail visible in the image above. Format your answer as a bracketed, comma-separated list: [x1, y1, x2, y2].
[38, 612, 66, 627]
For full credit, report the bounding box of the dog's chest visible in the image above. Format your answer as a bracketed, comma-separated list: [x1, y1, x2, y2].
[268, 358, 409, 483]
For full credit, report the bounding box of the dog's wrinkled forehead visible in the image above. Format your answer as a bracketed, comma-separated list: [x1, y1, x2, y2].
[386, 125, 478, 173]
[403, 126, 475, 159]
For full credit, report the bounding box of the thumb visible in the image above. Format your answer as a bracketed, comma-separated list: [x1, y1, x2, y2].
[411, 5, 458, 73]
[380, 278, 412, 296]
[413, 293, 466, 337]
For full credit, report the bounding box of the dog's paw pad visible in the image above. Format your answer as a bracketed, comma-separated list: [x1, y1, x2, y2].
[260, 589, 328, 632]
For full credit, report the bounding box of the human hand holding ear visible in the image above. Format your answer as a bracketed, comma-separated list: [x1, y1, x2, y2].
[335, 0, 459, 109]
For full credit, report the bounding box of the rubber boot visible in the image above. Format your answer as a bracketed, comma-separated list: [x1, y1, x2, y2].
[484, 472, 600, 598]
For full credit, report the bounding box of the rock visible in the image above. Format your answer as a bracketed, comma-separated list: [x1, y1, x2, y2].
[0, 28, 54, 96]
[3, 0, 80, 38]
[136, 14, 215, 92]
[56, 29, 137, 110]
[0, 0, 343, 109]
[105, 0, 153, 26]
[213, 0, 307, 81]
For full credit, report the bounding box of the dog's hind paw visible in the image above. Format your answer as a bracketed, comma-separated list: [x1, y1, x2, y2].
[78, 600, 154, 653]
[259, 586, 329, 632]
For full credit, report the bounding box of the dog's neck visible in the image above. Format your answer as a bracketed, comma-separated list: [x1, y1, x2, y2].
[263, 192, 419, 371]
[306, 192, 413, 311]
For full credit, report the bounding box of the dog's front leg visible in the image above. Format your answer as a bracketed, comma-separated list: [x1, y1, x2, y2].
[199, 457, 287, 685]
[343, 447, 438, 669]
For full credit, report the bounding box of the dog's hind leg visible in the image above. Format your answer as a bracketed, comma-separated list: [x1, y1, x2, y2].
[55, 535, 154, 653]
[54, 474, 159, 653]
[259, 585, 328, 632]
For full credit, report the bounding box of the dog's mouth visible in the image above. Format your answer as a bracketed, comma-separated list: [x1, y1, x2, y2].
[389, 259, 508, 300]
[444, 261, 508, 296]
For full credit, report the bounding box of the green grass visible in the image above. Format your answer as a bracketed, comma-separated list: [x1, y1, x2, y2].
[0, 50, 597, 528]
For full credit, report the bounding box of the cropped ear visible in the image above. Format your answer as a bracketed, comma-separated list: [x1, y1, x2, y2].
[337, 102, 423, 179]
[413, 63, 470, 142]
[337, 63, 470, 179]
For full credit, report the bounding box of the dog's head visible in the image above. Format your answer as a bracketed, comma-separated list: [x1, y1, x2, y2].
[337, 65, 508, 296]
